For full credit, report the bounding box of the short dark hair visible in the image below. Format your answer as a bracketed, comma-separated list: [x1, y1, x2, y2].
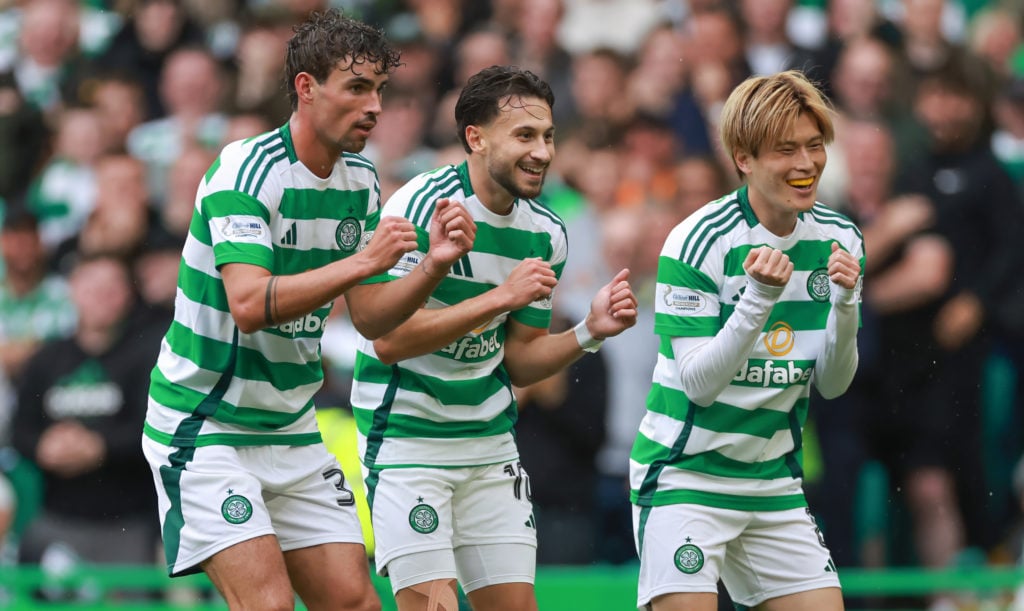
[285, 9, 402, 111]
[454, 66, 555, 153]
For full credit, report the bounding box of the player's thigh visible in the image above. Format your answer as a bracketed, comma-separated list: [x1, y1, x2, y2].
[265, 444, 366, 553]
[201, 534, 294, 610]
[464, 581, 537, 611]
[388, 549, 458, 599]
[284, 542, 380, 611]
[723, 507, 841, 609]
[649, 592, 718, 611]
[142, 439, 277, 576]
[368, 467, 458, 581]
[756, 586, 844, 611]
[632, 503, 746, 609]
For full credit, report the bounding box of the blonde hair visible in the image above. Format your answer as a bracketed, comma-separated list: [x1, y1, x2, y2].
[719, 70, 835, 178]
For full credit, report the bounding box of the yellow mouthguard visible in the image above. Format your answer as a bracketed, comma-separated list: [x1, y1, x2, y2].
[787, 177, 814, 187]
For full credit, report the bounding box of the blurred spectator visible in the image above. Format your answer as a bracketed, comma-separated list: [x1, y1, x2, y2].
[625, 24, 688, 129]
[226, 14, 292, 126]
[0, 470, 12, 548]
[804, 0, 903, 97]
[894, 54, 1024, 571]
[615, 112, 682, 209]
[0, 0, 86, 117]
[813, 119, 955, 577]
[556, 0, 661, 56]
[516, 312, 607, 565]
[11, 254, 159, 579]
[823, 38, 930, 203]
[158, 145, 215, 240]
[0, 71, 49, 201]
[967, 6, 1023, 81]
[221, 111, 273, 145]
[125, 46, 228, 200]
[508, 0, 575, 126]
[678, 4, 752, 168]
[82, 73, 147, 154]
[565, 48, 634, 146]
[365, 88, 436, 201]
[129, 226, 182, 340]
[383, 12, 445, 106]
[94, 0, 206, 121]
[52, 154, 154, 274]
[0, 205, 76, 444]
[992, 76, 1024, 188]
[557, 205, 658, 565]
[671, 154, 731, 221]
[898, 0, 971, 85]
[25, 106, 104, 252]
[738, 0, 816, 76]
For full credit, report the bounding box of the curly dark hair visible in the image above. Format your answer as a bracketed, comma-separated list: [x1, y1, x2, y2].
[285, 9, 402, 111]
[454, 66, 555, 153]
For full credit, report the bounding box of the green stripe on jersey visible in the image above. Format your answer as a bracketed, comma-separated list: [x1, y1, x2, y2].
[630, 488, 806, 511]
[279, 187, 370, 220]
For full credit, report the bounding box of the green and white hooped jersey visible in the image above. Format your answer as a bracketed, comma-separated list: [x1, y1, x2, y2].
[630, 186, 864, 512]
[352, 161, 567, 469]
[144, 124, 386, 449]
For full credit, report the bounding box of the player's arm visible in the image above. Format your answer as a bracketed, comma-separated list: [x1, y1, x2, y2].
[502, 269, 637, 387]
[371, 257, 557, 364]
[814, 241, 862, 399]
[346, 199, 476, 339]
[224, 200, 474, 337]
[671, 247, 789, 406]
[221, 214, 419, 334]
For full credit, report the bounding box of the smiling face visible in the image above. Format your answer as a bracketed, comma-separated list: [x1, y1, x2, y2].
[469, 94, 554, 209]
[305, 59, 388, 154]
[735, 112, 826, 235]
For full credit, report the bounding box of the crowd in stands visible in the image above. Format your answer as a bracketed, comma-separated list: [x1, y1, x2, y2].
[1, 0, 1024, 608]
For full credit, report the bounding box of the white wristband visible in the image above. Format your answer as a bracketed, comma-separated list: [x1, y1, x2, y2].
[573, 320, 604, 353]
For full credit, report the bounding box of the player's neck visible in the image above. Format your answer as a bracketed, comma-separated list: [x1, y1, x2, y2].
[289, 114, 339, 179]
[466, 157, 515, 215]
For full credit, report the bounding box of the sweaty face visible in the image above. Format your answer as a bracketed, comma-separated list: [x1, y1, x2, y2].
[310, 60, 388, 154]
[479, 95, 554, 200]
[735, 112, 826, 235]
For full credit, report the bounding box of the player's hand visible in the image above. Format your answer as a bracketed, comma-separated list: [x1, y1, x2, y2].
[828, 242, 860, 290]
[360, 216, 419, 275]
[585, 268, 638, 340]
[743, 247, 793, 287]
[425, 198, 476, 270]
[495, 257, 557, 310]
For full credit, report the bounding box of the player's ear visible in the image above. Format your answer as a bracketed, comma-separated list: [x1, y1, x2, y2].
[294, 72, 317, 106]
[465, 125, 485, 154]
[734, 149, 753, 177]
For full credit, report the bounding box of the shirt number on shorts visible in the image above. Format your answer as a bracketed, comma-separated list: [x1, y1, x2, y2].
[503, 461, 532, 502]
[322, 467, 356, 507]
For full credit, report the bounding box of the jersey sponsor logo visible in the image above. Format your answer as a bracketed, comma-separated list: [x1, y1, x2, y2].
[336, 217, 361, 252]
[763, 321, 795, 356]
[409, 500, 439, 534]
[733, 359, 813, 387]
[662, 285, 707, 315]
[221, 493, 253, 524]
[674, 541, 704, 574]
[219, 216, 265, 241]
[276, 312, 328, 335]
[806, 268, 830, 302]
[439, 328, 502, 361]
[392, 252, 427, 276]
